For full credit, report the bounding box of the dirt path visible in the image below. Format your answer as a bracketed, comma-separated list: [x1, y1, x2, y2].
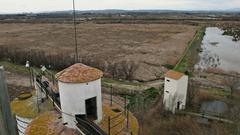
[5, 71, 30, 87]
[3, 71, 31, 100]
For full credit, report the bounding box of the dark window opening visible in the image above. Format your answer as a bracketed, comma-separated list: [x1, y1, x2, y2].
[167, 79, 170, 82]
[177, 101, 181, 110]
[85, 97, 97, 121]
[166, 91, 169, 93]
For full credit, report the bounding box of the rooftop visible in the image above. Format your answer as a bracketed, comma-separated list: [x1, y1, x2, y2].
[165, 70, 184, 80]
[11, 92, 54, 118]
[55, 63, 103, 83]
[25, 111, 81, 135]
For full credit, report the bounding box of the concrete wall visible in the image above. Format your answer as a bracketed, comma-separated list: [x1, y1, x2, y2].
[0, 67, 17, 135]
[16, 116, 32, 135]
[58, 79, 102, 129]
[163, 75, 188, 113]
[176, 76, 188, 110]
[163, 77, 178, 112]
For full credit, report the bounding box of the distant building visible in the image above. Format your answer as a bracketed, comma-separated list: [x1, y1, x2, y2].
[163, 70, 188, 113]
[55, 63, 103, 129]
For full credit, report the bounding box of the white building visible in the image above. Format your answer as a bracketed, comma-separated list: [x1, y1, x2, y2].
[55, 63, 103, 129]
[163, 70, 188, 113]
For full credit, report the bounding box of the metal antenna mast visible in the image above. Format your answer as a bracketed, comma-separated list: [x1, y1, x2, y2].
[72, 0, 78, 62]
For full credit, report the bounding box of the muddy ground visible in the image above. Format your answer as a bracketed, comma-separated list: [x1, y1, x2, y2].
[3, 71, 31, 100]
[0, 23, 197, 81]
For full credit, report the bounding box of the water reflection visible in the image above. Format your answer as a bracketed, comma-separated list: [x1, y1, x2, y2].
[201, 100, 228, 114]
[195, 27, 240, 73]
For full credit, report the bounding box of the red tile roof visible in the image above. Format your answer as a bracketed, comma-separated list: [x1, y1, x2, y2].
[55, 63, 103, 83]
[165, 70, 184, 80]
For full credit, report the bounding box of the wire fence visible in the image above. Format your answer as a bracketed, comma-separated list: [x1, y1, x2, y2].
[103, 86, 133, 135]
[33, 69, 134, 135]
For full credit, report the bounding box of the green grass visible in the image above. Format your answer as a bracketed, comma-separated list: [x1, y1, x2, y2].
[174, 26, 206, 73]
[204, 87, 230, 97]
[0, 60, 57, 81]
[0, 60, 32, 74]
[0, 60, 145, 91]
[162, 64, 175, 70]
[127, 87, 160, 110]
[102, 77, 143, 87]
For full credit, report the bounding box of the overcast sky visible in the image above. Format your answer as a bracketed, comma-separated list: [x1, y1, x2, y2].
[0, 0, 240, 13]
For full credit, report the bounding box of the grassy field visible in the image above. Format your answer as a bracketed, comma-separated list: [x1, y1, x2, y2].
[0, 23, 197, 81]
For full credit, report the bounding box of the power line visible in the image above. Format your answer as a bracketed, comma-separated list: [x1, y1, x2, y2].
[72, 0, 78, 63]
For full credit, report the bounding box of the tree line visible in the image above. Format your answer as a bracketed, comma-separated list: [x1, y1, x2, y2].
[0, 46, 139, 81]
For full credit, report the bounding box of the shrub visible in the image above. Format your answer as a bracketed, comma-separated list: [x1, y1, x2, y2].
[162, 64, 175, 70]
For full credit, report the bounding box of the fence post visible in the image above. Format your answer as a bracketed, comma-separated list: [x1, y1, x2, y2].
[110, 85, 113, 107]
[125, 95, 127, 116]
[36, 89, 40, 113]
[108, 116, 111, 135]
[52, 91, 55, 107]
[0, 67, 17, 135]
[127, 109, 129, 129]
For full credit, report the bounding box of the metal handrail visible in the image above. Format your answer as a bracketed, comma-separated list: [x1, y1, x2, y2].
[36, 76, 107, 135]
[76, 117, 107, 135]
[102, 97, 125, 108]
[114, 127, 125, 135]
[110, 111, 125, 120]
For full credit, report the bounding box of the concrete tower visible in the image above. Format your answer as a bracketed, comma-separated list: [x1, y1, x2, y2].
[163, 70, 188, 113]
[55, 63, 103, 129]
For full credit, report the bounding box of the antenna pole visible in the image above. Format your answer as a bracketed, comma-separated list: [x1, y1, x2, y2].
[72, 0, 78, 62]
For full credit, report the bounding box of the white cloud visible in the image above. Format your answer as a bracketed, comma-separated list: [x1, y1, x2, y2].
[0, 0, 239, 13]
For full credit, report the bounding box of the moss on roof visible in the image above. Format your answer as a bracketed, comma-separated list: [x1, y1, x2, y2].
[99, 105, 139, 135]
[25, 111, 80, 135]
[11, 92, 54, 118]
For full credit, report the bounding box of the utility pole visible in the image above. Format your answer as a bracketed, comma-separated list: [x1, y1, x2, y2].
[72, 0, 79, 63]
[0, 66, 17, 135]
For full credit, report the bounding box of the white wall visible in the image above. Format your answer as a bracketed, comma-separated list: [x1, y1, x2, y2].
[163, 75, 188, 113]
[58, 79, 102, 129]
[163, 77, 177, 112]
[176, 76, 188, 110]
[16, 115, 32, 135]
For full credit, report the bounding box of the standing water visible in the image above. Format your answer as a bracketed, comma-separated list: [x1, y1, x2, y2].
[195, 27, 240, 73]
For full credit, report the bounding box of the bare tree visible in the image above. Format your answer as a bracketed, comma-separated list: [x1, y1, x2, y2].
[224, 76, 239, 99]
[120, 60, 139, 81]
[108, 61, 120, 79]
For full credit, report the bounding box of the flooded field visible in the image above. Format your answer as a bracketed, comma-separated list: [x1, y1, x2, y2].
[195, 27, 240, 73]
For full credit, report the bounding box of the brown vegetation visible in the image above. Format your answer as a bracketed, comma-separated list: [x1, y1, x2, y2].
[0, 23, 197, 81]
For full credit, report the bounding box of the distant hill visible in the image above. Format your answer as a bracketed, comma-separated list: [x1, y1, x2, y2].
[43, 9, 240, 15]
[227, 8, 240, 12]
[1, 9, 239, 16]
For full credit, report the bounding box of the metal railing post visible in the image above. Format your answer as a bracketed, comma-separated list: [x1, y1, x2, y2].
[125, 95, 127, 116]
[110, 85, 113, 106]
[108, 116, 111, 135]
[127, 109, 129, 129]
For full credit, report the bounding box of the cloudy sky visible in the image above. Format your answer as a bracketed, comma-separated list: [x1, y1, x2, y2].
[0, 0, 239, 13]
